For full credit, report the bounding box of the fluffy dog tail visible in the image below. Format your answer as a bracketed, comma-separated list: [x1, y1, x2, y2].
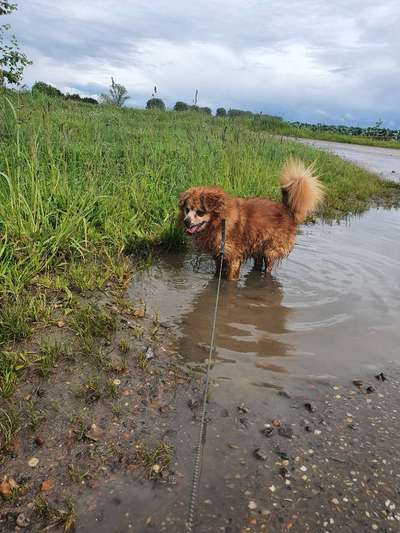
[280, 158, 324, 223]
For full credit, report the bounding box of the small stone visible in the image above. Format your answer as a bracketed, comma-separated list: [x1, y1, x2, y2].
[300, 466, 308, 472]
[0, 479, 13, 499]
[372, 525, 378, 530]
[304, 402, 316, 413]
[248, 500, 257, 510]
[269, 485, 276, 492]
[112, 378, 121, 386]
[332, 498, 339, 505]
[271, 419, 281, 427]
[16, 513, 30, 528]
[253, 448, 267, 461]
[34, 436, 44, 446]
[278, 451, 289, 461]
[85, 424, 104, 442]
[28, 457, 39, 467]
[152, 464, 161, 474]
[134, 306, 146, 318]
[40, 479, 54, 492]
[237, 403, 249, 414]
[352, 380, 363, 388]
[145, 347, 154, 360]
[366, 386, 376, 394]
[375, 372, 386, 381]
[261, 427, 274, 437]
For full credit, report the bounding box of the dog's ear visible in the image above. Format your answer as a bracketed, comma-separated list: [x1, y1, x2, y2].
[178, 190, 190, 209]
[201, 189, 226, 215]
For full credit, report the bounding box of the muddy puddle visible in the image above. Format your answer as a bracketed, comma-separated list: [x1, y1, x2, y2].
[74, 208, 400, 532]
[129, 208, 400, 401]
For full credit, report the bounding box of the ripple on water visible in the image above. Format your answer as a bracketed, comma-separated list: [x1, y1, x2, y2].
[128, 209, 400, 392]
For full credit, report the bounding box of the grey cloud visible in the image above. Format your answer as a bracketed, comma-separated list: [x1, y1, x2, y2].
[9, 0, 400, 126]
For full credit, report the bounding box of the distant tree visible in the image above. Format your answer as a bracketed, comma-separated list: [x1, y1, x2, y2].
[200, 106, 212, 115]
[32, 81, 63, 97]
[216, 107, 227, 117]
[100, 77, 130, 107]
[65, 92, 81, 101]
[146, 98, 166, 111]
[81, 96, 98, 105]
[0, 1, 31, 85]
[228, 108, 253, 118]
[174, 101, 190, 111]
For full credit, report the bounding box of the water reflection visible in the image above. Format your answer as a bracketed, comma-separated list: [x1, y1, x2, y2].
[179, 268, 292, 364]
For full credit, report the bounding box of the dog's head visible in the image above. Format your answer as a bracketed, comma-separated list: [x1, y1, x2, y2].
[178, 186, 226, 236]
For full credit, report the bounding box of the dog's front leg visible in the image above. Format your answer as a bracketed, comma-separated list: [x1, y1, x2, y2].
[226, 258, 241, 281]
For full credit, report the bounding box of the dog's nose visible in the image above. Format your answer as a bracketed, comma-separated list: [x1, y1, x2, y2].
[184, 217, 191, 228]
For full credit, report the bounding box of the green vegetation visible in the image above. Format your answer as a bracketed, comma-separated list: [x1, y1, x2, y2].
[253, 115, 400, 149]
[0, 1, 31, 86]
[0, 88, 399, 362]
[146, 97, 166, 111]
[100, 77, 128, 107]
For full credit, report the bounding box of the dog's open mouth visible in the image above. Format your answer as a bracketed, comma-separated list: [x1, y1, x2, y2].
[186, 221, 208, 235]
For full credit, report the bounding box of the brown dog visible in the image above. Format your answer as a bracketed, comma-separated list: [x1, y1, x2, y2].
[178, 158, 324, 280]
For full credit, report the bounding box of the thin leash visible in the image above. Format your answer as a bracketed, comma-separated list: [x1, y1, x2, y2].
[186, 219, 226, 533]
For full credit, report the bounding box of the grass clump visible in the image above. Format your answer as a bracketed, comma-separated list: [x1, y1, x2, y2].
[70, 304, 116, 343]
[34, 340, 71, 377]
[0, 406, 20, 451]
[135, 441, 173, 478]
[0, 351, 29, 398]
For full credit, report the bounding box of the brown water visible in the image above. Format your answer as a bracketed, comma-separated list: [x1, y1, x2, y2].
[129, 208, 400, 399]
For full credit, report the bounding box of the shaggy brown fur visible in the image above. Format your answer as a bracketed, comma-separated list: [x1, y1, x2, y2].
[178, 158, 324, 280]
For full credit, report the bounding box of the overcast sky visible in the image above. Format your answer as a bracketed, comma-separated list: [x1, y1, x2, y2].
[8, 0, 400, 126]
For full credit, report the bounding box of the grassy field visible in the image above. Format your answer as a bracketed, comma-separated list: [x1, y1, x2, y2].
[0, 89, 400, 371]
[252, 116, 400, 149]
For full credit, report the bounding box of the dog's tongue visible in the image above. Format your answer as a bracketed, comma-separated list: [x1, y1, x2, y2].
[186, 223, 203, 235]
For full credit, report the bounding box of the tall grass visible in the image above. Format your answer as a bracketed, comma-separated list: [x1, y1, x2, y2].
[0, 89, 399, 306]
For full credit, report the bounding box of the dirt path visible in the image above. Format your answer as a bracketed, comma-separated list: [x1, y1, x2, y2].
[285, 137, 400, 182]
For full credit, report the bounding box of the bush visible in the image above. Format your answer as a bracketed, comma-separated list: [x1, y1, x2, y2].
[228, 109, 253, 118]
[174, 101, 190, 111]
[65, 93, 98, 105]
[200, 106, 212, 115]
[146, 98, 166, 111]
[32, 81, 63, 98]
[216, 107, 227, 117]
[82, 97, 98, 105]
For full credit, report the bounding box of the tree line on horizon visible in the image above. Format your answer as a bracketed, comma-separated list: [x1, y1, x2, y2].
[28, 79, 271, 119]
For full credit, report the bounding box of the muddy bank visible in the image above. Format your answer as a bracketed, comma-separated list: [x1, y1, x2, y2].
[59, 367, 400, 532]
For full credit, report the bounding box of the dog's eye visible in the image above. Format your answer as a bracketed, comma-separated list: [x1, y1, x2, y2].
[196, 209, 205, 217]
[184, 207, 189, 214]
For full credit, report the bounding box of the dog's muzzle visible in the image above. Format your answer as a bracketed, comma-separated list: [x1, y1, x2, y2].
[185, 220, 208, 235]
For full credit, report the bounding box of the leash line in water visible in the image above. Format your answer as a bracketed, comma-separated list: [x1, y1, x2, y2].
[186, 220, 226, 533]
